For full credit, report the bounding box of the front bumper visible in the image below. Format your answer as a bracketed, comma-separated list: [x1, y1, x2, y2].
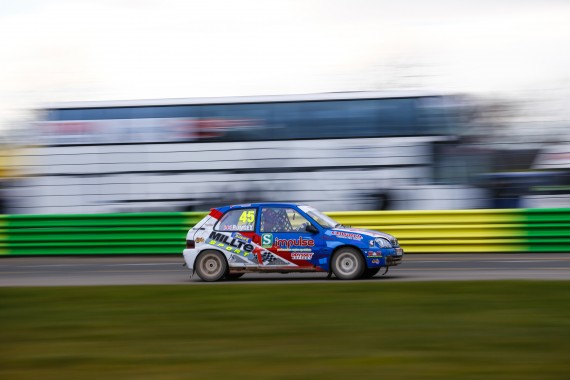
[366, 247, 404, 267]
[386, 247, 404, 265]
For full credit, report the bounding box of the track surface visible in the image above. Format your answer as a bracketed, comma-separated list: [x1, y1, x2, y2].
[1, 254, 570, 286]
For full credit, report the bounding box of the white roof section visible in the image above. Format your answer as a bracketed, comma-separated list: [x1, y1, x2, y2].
[42, 90, 448, 110]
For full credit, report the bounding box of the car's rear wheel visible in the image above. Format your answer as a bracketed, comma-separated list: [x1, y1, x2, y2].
[331, 247, 365, 280]
[362, 267, 380, 279]
[195, 250, 227, 282]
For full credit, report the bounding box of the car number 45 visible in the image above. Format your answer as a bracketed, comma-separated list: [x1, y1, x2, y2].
[239, 211, 255, 223]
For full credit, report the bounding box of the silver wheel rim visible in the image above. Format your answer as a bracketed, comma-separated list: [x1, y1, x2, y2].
[336, 252, 358, 276]
[202, 254, 222, 277]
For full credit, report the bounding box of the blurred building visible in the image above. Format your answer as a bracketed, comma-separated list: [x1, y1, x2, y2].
[3, 91, 568, 214]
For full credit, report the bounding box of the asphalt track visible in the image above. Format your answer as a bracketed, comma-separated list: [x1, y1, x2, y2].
[1, 254, 570, 286]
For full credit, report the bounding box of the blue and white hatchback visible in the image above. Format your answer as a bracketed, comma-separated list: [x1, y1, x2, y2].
[183, 203, 403, 281]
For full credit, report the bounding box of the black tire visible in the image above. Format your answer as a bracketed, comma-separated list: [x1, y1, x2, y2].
[195, 250, 227, 282]
[331, 247, 366, 280]
[362, 268, 380, 279]
[225, 272, 245, 280]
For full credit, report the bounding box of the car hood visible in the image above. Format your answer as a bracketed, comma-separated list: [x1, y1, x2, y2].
[331, 227, 396, 241]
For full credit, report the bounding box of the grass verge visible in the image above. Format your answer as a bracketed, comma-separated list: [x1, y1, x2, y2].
[1, 281, 570, 379]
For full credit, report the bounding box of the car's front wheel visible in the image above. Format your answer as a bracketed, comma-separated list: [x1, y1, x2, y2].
[331, 247, 365, 280]
[195, 250, 227, 282]
[362, 267, 380, 279]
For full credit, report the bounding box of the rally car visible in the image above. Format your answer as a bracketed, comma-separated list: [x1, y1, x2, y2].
[183, 203, 403, 281]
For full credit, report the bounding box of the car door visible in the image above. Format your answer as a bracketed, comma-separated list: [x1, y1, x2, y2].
[257, 206, 326, 268]
[212, 207, 260, 268]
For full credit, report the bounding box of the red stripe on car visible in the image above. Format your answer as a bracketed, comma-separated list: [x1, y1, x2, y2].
[209, 208, 223, 220]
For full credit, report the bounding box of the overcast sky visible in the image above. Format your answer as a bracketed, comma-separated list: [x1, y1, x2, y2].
[1, 0, 569, 129]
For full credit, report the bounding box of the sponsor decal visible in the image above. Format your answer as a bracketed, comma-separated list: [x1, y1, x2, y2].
[278, 247, 311, 252]
[291, 252, 314, 260]
[232, 232, 251, 243]
[195, 237, 204, 243]
[261, 233, 274, 248]
[332, 231, 363, 240]
[208, 231, 254, 255]
[318, 258, 327, 265]
[222, 224, 254, 231]
[371, 259, 380, 264]
[275, 237, 315, 248]
[367, 251, 380, 257]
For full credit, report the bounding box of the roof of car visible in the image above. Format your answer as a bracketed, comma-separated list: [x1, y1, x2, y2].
[215, 202, 307, 213]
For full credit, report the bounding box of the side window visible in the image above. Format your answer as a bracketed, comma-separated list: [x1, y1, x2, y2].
[216, 208, 257, 231]
[260, 208, 311, 232]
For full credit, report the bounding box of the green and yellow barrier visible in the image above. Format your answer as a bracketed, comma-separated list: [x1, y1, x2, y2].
[0, 215, 7, 255]
[3, 213, 199, 256]
[0, 208, 568, 255]
[329, 208, 570, 253]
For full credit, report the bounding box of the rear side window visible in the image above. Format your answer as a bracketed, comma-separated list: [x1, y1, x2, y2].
[216, 208, 257, 231]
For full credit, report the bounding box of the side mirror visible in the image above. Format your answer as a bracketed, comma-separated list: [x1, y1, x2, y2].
[306, 224, 319, 234]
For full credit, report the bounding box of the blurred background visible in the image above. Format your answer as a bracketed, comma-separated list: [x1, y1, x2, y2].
[1, 0, 569, 214]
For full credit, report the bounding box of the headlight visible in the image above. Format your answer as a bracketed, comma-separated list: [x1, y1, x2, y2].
[374, 238, 392, 248]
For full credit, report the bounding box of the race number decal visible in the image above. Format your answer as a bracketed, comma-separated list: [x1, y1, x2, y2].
[239, 210, 255, 224]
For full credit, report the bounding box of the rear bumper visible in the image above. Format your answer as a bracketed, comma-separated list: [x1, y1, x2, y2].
[183, 249, 198, 272]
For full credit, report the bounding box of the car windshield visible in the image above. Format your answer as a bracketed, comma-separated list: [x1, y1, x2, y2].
[299, 205, 339, 229]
